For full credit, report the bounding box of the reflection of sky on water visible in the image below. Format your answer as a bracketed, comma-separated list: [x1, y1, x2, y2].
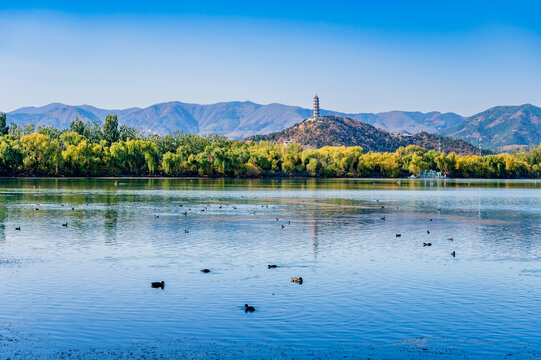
[0, 178, 539, 359]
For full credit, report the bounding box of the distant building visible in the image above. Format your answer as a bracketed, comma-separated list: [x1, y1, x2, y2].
[418, 169, 446, 178]
[313, 95, 320, 118]
[308, 95, 320, 121]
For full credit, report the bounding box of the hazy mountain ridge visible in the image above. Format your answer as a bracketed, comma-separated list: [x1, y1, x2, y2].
[2, 101, 462, 138]
[3, 101, 541, 150]
[442, 104, 541, 151]
[245, 116, 481, 155]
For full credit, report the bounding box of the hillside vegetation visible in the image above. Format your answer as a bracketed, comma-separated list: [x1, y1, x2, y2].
[245, 116, 481, 155]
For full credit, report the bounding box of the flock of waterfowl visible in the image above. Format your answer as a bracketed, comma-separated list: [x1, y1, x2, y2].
[16, 194, 456, 314]
[386, 208, 456, 256]
[143, 201, 457, 313]
[150, 263, 302, 312]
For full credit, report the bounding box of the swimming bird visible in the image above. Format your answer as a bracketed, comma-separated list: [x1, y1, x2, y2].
[244, 304, 255, 312]
[451, 251, 456, 257]
[35, 208, 39, 211]
[62, 223, 68, 227]
[429, 219, 433, 221]
[395, 233, 401, 237]
[151, 281, 165, 288]
[15, 227, 20, 231]
[291, 277, 303, 284]
[268, 265, 277, 269]
[381, 206, 385, 209]
[423, 242, 432, 247]
[154, 215, 159, 218]
[71, 207, 75, 210]
[281, 224, 285, 229]
[447, 237, 454, 241]
[427, 230, 430, 234]
[381, 216, 386, 221]
[201, 269, 210, 273]
[185, 230, 189, 233]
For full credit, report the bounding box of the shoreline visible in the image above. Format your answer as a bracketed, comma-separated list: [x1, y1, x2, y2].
[0, 175, 540, 180]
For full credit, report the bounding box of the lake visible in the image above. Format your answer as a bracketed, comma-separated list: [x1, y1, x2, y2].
[0, 178, 540, 359]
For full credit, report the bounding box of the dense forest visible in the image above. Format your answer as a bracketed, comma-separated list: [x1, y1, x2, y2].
[0, 113, 540, 178]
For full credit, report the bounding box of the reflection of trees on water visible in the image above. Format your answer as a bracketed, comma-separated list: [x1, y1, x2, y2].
[0, 206, 6, 243]
[104, 209, 118, 244]
[310, 217, 319, 259]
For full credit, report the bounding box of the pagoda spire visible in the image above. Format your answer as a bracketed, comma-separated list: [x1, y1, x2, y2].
[313, 95, 320, 118]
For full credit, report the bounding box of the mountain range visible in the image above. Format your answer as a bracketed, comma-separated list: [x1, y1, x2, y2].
[442, 104, 541, 151]
[3, 101, 541, 150]
[245, 116, 481, 155]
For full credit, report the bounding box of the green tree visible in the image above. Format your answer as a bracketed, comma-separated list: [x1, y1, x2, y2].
[20, 133, 62, 175]
[103, 115, 120, 144]
[0, 136, 24, 174]
[0, 113, 8, 135]
[70, 117, 86, 135]
[8, 122, 22, 136]
[119, 124, 141, 141]
[23, 122, 35, 135]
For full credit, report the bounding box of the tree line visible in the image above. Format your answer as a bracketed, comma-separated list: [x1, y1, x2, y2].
[0, 113, 540, 178]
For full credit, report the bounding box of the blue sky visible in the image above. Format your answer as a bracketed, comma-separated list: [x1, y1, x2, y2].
[1, 1, 540, 115]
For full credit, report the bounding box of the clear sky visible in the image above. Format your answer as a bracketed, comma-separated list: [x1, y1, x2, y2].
[1, 0, 540, 115]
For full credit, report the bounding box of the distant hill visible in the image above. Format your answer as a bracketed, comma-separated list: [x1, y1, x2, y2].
[3, 101, 462, 138]
[442, 104, 541, 151]
[244, 116, 481, 155]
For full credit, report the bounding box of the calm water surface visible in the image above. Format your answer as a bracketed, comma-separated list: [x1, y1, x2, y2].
[0, 178, 540, 359]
